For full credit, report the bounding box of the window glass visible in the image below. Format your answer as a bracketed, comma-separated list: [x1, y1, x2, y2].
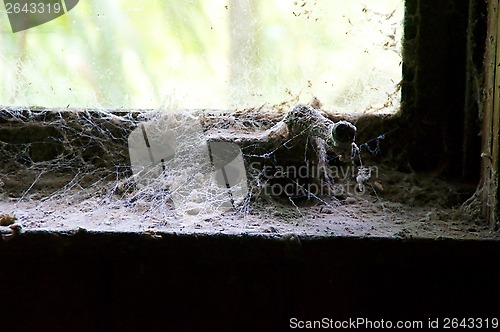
[0, 0, 403, 112]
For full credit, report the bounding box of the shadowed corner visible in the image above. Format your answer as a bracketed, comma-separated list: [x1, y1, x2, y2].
[5, 0, 79, 33]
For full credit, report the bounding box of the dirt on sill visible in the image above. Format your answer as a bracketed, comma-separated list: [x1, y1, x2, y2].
[0, 165, 497, 241]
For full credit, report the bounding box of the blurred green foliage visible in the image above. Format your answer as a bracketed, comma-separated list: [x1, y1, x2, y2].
[0, 0, 403, 112]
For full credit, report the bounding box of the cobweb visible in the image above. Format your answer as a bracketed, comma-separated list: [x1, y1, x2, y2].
[2, 100, 487, 240]
[0, 99, 385, 228]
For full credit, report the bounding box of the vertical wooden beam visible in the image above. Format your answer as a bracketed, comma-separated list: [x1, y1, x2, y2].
[481, 0, 500, 230]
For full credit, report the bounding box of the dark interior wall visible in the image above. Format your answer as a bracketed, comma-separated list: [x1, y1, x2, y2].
[402, 0, 485, 178]
[463, 0, 487, 179]
[0, 232, 499, 332]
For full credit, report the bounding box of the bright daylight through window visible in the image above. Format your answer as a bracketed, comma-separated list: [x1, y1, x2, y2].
[0, 0, 403, 113]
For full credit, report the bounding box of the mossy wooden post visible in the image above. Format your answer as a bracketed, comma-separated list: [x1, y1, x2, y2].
[481, 0, 500, 230]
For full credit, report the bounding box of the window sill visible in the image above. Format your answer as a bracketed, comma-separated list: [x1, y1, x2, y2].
[0, 108, 495, 241]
